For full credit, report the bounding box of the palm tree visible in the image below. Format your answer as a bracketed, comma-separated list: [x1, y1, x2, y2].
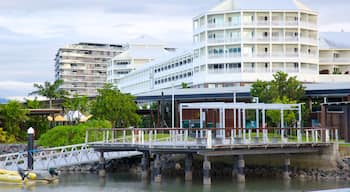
[29, 80, 69, 108]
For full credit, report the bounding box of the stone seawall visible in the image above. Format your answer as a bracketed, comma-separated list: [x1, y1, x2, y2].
[0, 144, 27, 154]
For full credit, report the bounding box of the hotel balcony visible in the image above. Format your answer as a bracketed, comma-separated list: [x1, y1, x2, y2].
[256, 67, 271, 73]
[225, 22, 240, 27]
[285, 20, 298, 26]
[208, 67, 241, 73]
[207, 38, 225, 44]
[285, 67, 299, 73]
[320, 58, 350, 63]
[207, 23, 224, 29]
[243, 67, 256, 73]
[256, 36, 270, 42]
[271, 20, 284, 26]
[256, 20, 270, 26]
[226, 53, 241, 58]
[272, 68, 284, 73]
[300, 21, 317, 29]
[285, 36, 299, 42]
[300, 37, 318, 44]
[226, 37, 241, 43]
[271, 36, 284, 42]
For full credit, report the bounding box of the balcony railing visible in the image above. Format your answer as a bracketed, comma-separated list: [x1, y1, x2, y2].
[208, 68, 242, 73]
[225, 22, 240, 27]
[301, 37, 317, 44]
[285, 20, 298, 26]
[285, 67, 299, 73]
[271, 36, 284, 41]
[256, 36, 270, 41]
[226, 37, 241, 43]
[208, 54, 225, 59]
[207, 23, 224, 28]
[256, 68, 270, 73]
[227, 53, 241, 58]
[243, 67, 255, 73]
[271, 20, 284, 26]
[272, 68, 284, 73]
[300, 21, 317, 28]
[285, 36, 299, 41]
[207, 38, 225, 44]
[243, 21, 255, 25]
[256, 20, 269, 26]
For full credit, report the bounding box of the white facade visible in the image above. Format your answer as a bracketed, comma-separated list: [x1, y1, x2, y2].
[192, 0, 319, 87]
[118, 0, 350, 95]
[107, 35, 174, 86]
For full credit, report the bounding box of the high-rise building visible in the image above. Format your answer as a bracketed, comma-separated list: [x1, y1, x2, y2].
[55, 42, 125, 96]
[118, 0, 350, 95]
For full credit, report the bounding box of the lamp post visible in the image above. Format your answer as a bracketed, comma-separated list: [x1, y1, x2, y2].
[27, 127, 35, 170]
[253, 97, 259, 129]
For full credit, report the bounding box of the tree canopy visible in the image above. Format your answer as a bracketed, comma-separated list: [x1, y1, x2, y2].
[250, 72, 307, 127]
[250, 71, 305, 103]
[29, 80, 69, 108]
[91, 84, 140, 128]
[0, 100, 28, 137]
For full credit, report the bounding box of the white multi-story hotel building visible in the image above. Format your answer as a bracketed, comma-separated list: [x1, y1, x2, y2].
[107, 35, 175, 86]
[117, 0, 350, 95]
[55, 42, 125, 96]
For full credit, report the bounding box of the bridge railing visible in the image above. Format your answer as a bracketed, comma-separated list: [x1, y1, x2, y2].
[86, 127, 338, 148]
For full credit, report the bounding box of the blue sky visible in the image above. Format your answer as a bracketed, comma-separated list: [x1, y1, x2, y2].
[0, 0, 349, 100]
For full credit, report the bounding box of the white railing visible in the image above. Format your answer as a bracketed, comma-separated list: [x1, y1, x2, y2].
[207, 38, 225, 44]
[87, 127, 338, 150]
[0, 143, 141, 171]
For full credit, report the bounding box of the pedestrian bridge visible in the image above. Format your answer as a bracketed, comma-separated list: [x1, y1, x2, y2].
[0, 143, 142, 171]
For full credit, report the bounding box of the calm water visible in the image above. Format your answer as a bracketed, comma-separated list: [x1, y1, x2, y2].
[0, 172, 350, 192]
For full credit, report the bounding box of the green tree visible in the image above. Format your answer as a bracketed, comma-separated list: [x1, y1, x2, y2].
[24, 97, 50, 139]
[63, 94, 89, 113]
[0, 100, 28, 137]
[91, 84, 140, 128]
[25, 97, 42, 109]
[251, 72, 305, 103]
[29, 80, 69, 108]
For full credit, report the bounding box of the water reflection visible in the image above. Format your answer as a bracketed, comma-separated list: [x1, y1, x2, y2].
[0, 172, 349, 192]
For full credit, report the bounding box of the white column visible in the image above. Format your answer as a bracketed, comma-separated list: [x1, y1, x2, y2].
[298, 103, 302, 128]
[238, 108, 242, 137]
[242, 108, 246, 142]
[172, 85, 175, 128]
[222, 108, 226, 138]
[180, 104, 183, 129]
[281, 109, 284, 142]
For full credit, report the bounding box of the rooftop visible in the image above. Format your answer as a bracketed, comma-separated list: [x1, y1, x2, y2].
[319, 32, 350, 49]
[208, 0, 314, 12]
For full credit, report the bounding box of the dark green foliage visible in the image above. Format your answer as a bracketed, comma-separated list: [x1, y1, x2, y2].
[62, 94, 90, 113]
[37, 120, 111, 147]
[0, 100, 28, 138]
[91, 84, 140, 128]
[250, 72, 307, 127]
[250, 72, 305, 103]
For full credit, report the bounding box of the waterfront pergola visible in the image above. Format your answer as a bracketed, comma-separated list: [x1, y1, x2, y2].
[179, 102, 302, 138]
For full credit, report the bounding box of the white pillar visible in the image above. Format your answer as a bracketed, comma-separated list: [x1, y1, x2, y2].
[242, 108, 246, 142]
[180, 104, 183, 129]
[222, 108, 226, 138]
[298, 103, 302, 128]
[233, 108, 237, 137]
[172, 86, 175, 128]
[238, 108, 242, 137]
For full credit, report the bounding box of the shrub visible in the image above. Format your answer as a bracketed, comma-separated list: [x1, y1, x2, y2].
[37, 120, 111, 147]
[0, 128, 16, 143]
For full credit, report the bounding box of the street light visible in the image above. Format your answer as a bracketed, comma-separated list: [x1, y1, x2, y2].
[252, 97, 259, 128]
[27, 127, 35, 170]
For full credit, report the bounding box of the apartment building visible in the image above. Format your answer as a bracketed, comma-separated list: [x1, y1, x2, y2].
[118, 0, 350, 95]
[55, 42, 125, 96]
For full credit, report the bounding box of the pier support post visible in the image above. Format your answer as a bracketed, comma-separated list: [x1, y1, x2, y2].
[237, 155, 245, 183]
[283, 158, 291, 180]
[99, 152, 106, 177]
[141, 152, 150, 179]
[185, 153, 193, 181]
[203, 156, 211, 185]
[232, 156, 238, 179]
[154, 154, 162, 183]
